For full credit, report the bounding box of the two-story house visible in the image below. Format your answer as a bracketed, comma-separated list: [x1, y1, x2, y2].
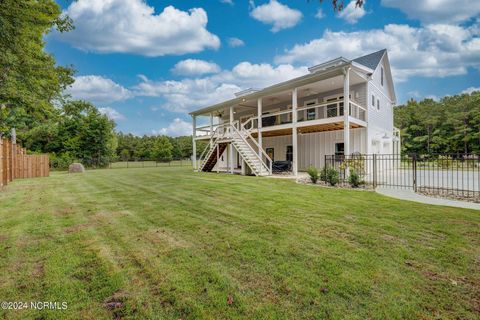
[190, 49, 400, 176]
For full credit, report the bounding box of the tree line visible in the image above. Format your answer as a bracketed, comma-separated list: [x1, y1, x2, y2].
[394, 92, 480, 155]
[116, 133, 207, 162]
[0, 0, 207, 169]
[1, 0, 119, 168]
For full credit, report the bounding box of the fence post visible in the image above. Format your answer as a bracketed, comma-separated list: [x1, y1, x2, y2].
[412, 154, 417, 192]
[373, 154, 377, 189]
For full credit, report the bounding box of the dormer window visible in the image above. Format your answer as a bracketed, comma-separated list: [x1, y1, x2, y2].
[381, 67, 384, 86]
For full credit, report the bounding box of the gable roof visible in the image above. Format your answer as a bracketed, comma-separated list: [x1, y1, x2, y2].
[353, 49, 386, 70]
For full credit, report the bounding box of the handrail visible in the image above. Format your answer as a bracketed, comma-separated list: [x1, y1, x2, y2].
[261, 109, 292, 118]
[349, 100, 367, 111]
[230, 121, 273, 175]
[241, 116, 257, 131]
[197, 123, 230, 170]
[296, 100, 335, 112]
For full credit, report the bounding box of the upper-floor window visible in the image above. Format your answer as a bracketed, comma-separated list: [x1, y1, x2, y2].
[381, 67, 384, 86]
[377, 99, 380, 110]
[371, 94, 375, 107]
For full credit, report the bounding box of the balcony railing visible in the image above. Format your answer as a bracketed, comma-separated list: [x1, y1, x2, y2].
[240, 99, 366, 131]
[297, 99, 366, 123]
[196, 99, 367, 136]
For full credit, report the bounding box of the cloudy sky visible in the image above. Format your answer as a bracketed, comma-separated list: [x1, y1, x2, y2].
[48, 0, 480, 136]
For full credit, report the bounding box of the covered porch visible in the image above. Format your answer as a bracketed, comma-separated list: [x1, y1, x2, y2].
[191, 63, 369, 176]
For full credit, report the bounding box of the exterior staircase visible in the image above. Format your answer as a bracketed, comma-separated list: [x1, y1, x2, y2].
[199, 142, 227, 172]
[198, 122, 272, 176]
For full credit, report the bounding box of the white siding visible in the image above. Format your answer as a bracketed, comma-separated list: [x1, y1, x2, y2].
[263, 128, 366, 170]
[367, 55, 395, 154]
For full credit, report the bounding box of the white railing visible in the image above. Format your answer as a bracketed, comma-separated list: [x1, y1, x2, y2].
[349, 101, 367, 122]
[199, 99, 367, 135]
[195, 123, 220, 137]
[241, 116, 258, 131]
[197, 123, 231, 170]
[296, 99, 367, 122]
[198, 121, 273, 175]
[231, 121, 272, 175]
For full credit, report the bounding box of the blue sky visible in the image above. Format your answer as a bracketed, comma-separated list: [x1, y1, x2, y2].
[47, 0, 480, 136]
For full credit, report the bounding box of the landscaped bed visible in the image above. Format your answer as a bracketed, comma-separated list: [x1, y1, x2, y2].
[0, 167, 479, 319]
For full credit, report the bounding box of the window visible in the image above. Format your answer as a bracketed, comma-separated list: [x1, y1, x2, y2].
[377, 99, 380, 110]
[304, 100, 317, 121]
[335, 143, 344, 156]
[381, 67, 384, 86]
[371, 94, 375, 107]
[286, 146, 293, 162]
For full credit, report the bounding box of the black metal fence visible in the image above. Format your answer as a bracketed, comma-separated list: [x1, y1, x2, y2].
[325, 154, 480, 201]
[108, 159, 192, 169]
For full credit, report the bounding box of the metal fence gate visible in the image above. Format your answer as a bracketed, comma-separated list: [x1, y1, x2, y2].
[325, 154, 480, 201]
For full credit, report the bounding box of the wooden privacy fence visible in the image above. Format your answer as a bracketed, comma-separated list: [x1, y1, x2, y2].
[0, 138, 49, 187]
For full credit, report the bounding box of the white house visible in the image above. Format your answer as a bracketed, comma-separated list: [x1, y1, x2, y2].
[190, 49, 400, 176]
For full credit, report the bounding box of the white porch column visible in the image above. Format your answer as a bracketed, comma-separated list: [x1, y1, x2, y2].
[292, 88, 298, 176]
[209, 113, 214, 134]
[257, 98, 263, 157]
[343, 67, 351, 156]
[216, 144, 220, 173]
[229, 106, 234, 173]
[192, 115, 197, 170]
[209, 113, 214, 148]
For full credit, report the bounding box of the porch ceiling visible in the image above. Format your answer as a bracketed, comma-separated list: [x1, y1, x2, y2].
[251, 122, 364, 138]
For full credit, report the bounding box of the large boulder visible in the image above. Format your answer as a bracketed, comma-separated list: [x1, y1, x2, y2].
[69, 163, 85, 173]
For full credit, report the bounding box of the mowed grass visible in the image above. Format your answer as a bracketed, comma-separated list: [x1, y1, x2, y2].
[0, 167, 479, 319]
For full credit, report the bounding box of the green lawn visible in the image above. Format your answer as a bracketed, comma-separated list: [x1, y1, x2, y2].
[0, 167, 479, 319]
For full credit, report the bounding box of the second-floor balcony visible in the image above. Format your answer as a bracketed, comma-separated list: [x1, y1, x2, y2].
[240, 98, 366, 132]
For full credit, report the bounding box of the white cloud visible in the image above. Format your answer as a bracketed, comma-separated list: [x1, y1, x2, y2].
[250, 0, 302, 32]
[68, 75, 132, 104]
[134, 62, 308, 113]
[382, 0, 480, 24]
[172, 59, 221, 76]
[275, 22, 480, 81]
[98, 107, 125, 121]
[338, 1, 367, 24]
[220, 0, 234, 5]
[462, 87, 480, 94]
[228, 37, 245, 47]
[154, 118, 192, 137]
[57, 0, 220, 56]
[315, 9, 325, 19]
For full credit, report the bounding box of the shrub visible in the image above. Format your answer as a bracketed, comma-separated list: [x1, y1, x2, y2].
[348, 170, 364, 188]
[436, 155, 453, 169]
[49, 152, 74, 170]
[322, 166, 339, 186]
[307, 166, 319, 184]
[320, 166, 328, 182]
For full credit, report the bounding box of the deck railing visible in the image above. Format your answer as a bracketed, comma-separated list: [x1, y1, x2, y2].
[238, 99, 367, 130]
[196, 99, 367, 135]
